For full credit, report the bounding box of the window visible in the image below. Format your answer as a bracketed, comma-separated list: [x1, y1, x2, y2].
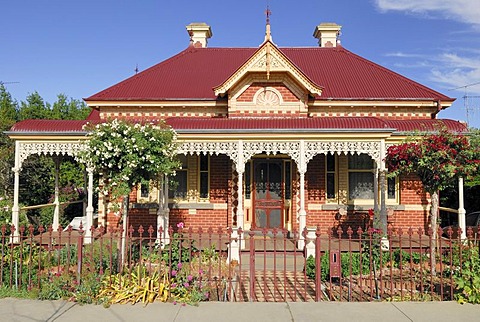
[199, 154, 209, 199]
[348, 154, 374, 200]
[245, 161, 251, 199]
[140, 183, 149, 198]
[326, 153, 336, 200]
[387, 177, 397, 200]
[169, 155, 188, 199]
[284, 160, 291, 199]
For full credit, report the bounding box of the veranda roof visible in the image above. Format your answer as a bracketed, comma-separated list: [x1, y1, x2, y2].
[7, 116, 467, 135]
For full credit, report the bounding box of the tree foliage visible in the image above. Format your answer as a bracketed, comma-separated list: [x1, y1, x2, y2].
[386, 130, 480, 194]
[0, 84, 18, 132]
[386, 130, 480, 274]
[51, 94, 90, 120]
[0, 84, 18, 198]
[18, 91, 50, 120]
[76, 119, 179, 211]
[0, 87, 93, 226]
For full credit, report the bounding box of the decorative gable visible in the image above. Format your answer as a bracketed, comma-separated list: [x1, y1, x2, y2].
[214, 41, 323, 117]
[214, 41, 323, 97]
[230, 78, 308, 116]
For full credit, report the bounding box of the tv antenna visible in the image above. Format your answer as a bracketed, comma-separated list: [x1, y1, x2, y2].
[0, 81, 19, 85]
[450, 81, 480, 126]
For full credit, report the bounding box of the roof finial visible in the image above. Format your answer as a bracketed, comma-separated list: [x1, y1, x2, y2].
[264, 4, 272, 42]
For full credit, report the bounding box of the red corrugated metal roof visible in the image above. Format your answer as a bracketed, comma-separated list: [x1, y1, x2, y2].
[86, 108, 100, 120]
[9, 119, 90, 133]
[384, 119, 467, 133]
[86, 46, 453, 102]
[166, 117, 466, 133]
[86, 48, 255, 101]
[165, 116, 389, 130]
[282, 48, 451, 100]
[8, 109, 101, 133]
[8, 117, 466, 134]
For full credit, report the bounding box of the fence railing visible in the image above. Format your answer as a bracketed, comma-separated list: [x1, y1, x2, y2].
[1, 224, 478, 304]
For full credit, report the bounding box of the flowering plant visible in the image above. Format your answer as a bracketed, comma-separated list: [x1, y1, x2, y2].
[385, 130, 480, 273]
[76, 119, 180, 211]
[385, 130, 480, 193]
[170, 262, 209, 305]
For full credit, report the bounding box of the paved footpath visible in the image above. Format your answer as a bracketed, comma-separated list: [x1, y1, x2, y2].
[0, 298, 479, 322]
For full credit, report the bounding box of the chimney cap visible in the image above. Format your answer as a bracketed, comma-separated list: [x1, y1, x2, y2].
[186, 22, 213, 38]
[186, 22, 212, 48]
[313, 22, 342, 47]
[313, 22, 342, 38]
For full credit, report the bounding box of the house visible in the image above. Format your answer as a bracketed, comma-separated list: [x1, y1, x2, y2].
[7, 21, 466, 243]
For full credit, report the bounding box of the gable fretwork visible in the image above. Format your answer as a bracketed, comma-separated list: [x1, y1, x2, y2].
[214, 40, 322, 117]
[228, 74, 310, 117]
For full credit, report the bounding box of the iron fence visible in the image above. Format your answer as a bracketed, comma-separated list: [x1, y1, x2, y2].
[0, 224, 478, 303]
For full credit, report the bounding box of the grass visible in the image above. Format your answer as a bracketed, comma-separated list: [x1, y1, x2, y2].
[0, 285, 39, 299]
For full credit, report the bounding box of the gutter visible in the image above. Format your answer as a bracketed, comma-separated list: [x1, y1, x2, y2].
[4, 131, 88, 137]
[175, 128, 396, 134]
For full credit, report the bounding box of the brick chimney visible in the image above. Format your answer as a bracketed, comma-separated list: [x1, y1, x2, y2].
[313, 23, 342, 47]
[186, 23, 212, 48]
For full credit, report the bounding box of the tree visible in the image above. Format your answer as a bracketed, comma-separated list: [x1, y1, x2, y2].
[467, 128, 480, 187]
[0, 84, 18, 132]
[18, 91, 50, 120]
[0, 84, 18, 199]
[77, 119, 179, 264]
[77, 119, 179, 207]
[385, 130, 480, 273]
[51, 94, 90, 120]
[1, 88, 95, 228]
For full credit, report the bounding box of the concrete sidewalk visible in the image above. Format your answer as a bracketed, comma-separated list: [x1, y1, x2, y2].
[0, 298, 479, 322]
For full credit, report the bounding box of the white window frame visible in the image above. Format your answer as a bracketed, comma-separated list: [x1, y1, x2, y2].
[348, 154, 375, 203]
[325, 153, 337, 202]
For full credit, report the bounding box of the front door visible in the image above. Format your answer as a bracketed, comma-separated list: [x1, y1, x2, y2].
[253, 159, 284, 229]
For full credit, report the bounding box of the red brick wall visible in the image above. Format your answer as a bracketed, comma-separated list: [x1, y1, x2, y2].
[209, 155, 230, 203]
[306, 209, 429, 235]
[237, 83, 298, 102]
[169, 209, 230, 230]
[400, 174, 429, 205]
[106, 212, 121, 229]
[387, 210, 429, 233]
[307, 155, 326, 202]
[307, 210, 341, 235]
[128, 208, 157, 236]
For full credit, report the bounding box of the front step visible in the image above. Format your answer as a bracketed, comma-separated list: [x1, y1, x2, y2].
[232, 270, 317, 302]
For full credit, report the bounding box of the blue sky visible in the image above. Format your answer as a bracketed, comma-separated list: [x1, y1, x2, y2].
[1, 0, 480, 127]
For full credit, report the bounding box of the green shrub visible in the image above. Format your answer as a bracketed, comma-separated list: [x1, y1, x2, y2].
[37, 270, 102, 304]
[162, 232, 198, 269]
[453, 243, 480, 304]
[306, 240, 391, 281]
[305, 252, 339, 281]
[0, 244, 49, 290]
[38, 272, 76, 300]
